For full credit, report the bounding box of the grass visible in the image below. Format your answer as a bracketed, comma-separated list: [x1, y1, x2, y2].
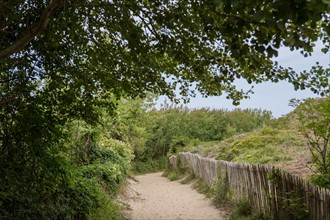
[163, 170, 184, 181]
[179, 172, 195, 184]
[231, 146, 291, 164]
[130, 156, 167, 174]
[192, 180, 214, 198]
[217, 127, 305, 164]
[190, 176, 266, 219]
[229, 198, 265, 220]
[182, 126, 307, 170]
[88, 191, 125, 220]
[163, 116, 312, 220]
[212, 172, 231, 207]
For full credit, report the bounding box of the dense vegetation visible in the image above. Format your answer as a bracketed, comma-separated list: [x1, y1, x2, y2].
[142, 103, 272, 159]
[102, 98, 273, 174]
[177, 97, 330, 190]
[162, 98, 330, 220]
[0, 93, 274, 218]
[290, 97, 330, 188]
[2, 90, 330, 218]
[1, 92, 330, 218]
[0, 107, 133, 219]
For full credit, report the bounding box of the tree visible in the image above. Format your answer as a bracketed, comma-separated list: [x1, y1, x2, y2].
[291, 98, 330, 188]
[1, 0, 330, 109]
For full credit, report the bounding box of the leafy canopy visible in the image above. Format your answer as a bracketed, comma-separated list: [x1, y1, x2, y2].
[1, 0, 330, 111]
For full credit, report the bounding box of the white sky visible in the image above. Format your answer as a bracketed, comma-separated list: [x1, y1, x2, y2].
[156, 42, 330, 118]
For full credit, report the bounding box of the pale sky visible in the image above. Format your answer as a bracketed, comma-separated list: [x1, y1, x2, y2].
[156, 42, 329, 118]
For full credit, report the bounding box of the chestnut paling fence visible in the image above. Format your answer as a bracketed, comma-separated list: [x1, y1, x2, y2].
[168, 152, 330, 220]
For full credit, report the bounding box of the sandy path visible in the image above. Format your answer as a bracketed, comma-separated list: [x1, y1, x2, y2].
[121, 172, 229, 220]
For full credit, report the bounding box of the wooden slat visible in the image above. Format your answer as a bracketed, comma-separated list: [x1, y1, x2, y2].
[169, 152, 330, 220]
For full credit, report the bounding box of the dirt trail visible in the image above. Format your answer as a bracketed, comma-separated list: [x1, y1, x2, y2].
[121, 172, 229, 220]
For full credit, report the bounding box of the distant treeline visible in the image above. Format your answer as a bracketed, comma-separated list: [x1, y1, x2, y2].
[138, 102, 272, 159]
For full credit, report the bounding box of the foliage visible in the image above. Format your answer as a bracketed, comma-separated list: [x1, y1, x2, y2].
[65, 120, 134, 168]
[179, 172, 196, 184]
[65, 119, 133, 219]
[290, 97, 330, 188]
[226, 109, 272, 134]
[212, 126, 303, 164]
[190, 181, 213, 199]
[1, 0, 330, 217]
[0, 104, 133, 218]
[164, 170, 185, 181]
[283, 191, 309, 220]
[131, 156, 167, 175]
[212, 170, 231, 206]
[87, 193, 124, 220]
[101, 98, 151, 159]
[143, 104, 272, 158]
[230, 198, 264, 220]
[234, 198, 253, 216]
[80, 162, 125, 193]
[1, 0, 330, 106]
[0, 100, 73, 218]
[66, 116, 134, 200]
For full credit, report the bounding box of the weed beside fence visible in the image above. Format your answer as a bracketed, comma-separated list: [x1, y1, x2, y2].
[169, 152, 330, 220]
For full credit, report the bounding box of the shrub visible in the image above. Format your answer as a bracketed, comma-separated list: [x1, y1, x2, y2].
[131, 156, 167, 174]
[291, 98, 330, 189]
[212, 170, 231, 206]
[165, 171, 184, 181]
[230, 198, 264, 220]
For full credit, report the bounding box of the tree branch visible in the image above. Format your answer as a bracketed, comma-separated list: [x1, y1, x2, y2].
[0, 0, 62, 60]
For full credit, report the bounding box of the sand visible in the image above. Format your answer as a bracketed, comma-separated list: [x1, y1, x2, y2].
[121, 172, 229, 220]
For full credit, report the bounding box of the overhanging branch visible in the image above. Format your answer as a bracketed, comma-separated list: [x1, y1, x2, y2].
[0, 0, 62, 60]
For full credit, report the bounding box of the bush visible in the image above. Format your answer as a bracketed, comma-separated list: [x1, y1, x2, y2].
[212, 171, 231, 206]
[131, 156, 167, 174]
[0, 162, 105, 220]
[311, 173, 330, 190]
[215, 126, 302, 165]
[87, 192, 124, 220]
[64, 176, 102, 219]
[80, 163, 125, 193]
[230, 198, 264, 220]
[291, 97, 330, 188]
[165, 170, 184, 181]
[143, 107, 272, 159]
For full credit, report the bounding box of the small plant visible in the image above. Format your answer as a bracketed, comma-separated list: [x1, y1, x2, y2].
[163, 170, 184, 181]
[131, 156, 167, 174]
[168, 171, 184, 181]
[87, 193, 125, 220]
[236, 198, 252, 216]
[193, 181, 213, 198]
[230, 198, 264, 220]
[283, 191, 309, 220]
[212, 170, 231, 206]
[180, 172, 195, 184]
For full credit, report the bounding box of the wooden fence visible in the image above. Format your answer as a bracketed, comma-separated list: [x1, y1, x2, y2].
[169, 152, 330, 220]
